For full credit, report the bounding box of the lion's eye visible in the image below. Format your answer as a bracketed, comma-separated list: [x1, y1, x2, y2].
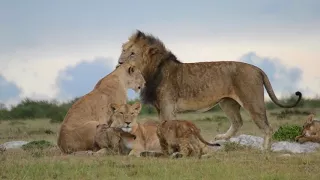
[130, 52, 135, 56]
[119, 112, 124, 115]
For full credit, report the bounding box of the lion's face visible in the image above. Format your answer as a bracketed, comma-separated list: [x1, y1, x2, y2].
[117, 41, 144, 68]
[121, 62, 145, 93]
[109, 102, 142, 133]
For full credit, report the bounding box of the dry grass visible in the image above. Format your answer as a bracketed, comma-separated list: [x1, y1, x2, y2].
[1, 108, 320, 180]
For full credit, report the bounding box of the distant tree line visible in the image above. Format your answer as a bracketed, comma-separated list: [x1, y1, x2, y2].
[0, 94, 319, 122]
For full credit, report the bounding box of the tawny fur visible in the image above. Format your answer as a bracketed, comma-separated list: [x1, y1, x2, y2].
[116, 30, 302, 150]
[109, 102, 162, 157]
[295, 114, 320, 143]
[57, 62, 145, 154]
[94, 124, 136, 155]
[156, 119, 220, 158]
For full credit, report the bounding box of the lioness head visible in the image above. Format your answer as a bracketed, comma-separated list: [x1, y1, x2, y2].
[119, 62, 146, 93]
[109, 102, 142, 133]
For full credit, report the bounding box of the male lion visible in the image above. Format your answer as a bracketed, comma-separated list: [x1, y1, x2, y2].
[57, 62, 145, 154]
[109, 102, 162, 157]
[94, 123, 137, 155]
[295, 114, 320, 143]
[116, 30, 302, 150]
[157, 120, 221, 158]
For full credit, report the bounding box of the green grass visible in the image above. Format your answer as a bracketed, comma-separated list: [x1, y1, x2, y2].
[1, 108, 320, 180]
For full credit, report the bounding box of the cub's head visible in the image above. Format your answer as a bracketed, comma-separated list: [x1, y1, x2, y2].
[96, 124, 137, 140]
[301, 114, 319, 136]
[95, 124, 136, 149]
[118, 62, 145, 93]
[109, 102, 142, 133]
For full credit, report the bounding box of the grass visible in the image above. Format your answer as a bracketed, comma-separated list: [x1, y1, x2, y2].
[1, 108, 320, 179]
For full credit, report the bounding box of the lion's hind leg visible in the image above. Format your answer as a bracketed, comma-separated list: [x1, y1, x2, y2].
[171, 138, 191, 159]
[239, 92, 273, 151]
[215, 98, 243, 141]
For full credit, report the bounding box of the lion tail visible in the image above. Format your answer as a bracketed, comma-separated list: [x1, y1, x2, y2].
[261, 70, 302, 108]
[193, 128, 220, 147]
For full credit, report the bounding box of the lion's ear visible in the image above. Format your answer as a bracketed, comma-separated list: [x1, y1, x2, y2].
[131, 102, 142, 113]
[130, 30, 145, 41]
[306, 114, 315, 124]
[146, 46, 158, 56]
[110, 103, 120, 112]
[128, 65, 136, 75]
[135, 30, 145, 39]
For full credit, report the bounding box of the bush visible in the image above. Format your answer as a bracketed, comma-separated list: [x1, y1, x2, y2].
[272, 124, 302, 141]
[47, 105, 68, 123]
[270, 109, 311, 120]
[0, 94, 319, 121]
[21, 140, 54, 151]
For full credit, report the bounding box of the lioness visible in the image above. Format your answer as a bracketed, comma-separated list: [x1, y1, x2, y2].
[109, 102, 162, 157]
[116, 30, 302, 150]
[295, 114, 320, 143]
[94, 123, 136, 155]
[157, 120, 221, 158]
[57, 62, 145, 154]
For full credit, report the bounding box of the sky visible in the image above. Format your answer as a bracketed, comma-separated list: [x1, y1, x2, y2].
[0, 0, 320, 107]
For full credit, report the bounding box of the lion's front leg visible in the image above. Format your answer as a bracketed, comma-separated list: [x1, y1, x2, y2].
[295, 135, 304, 142]
[214, 99, 243, 141]
[296, 135, 320, 143]
[159, 102, 176, 121]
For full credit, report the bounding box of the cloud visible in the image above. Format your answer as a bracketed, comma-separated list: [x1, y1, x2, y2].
[0, 74, 21, 103]
[56, 58, 138, 101]
[240, 52, 303, 97]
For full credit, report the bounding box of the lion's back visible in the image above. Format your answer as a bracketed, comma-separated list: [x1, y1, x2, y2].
[159, 120, 198, 140]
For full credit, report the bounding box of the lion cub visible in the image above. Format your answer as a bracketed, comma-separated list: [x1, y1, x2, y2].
[109, 102, 162, 157]
[157, 120, 221, 158]
[94, 124, 137, 155]
[295, 114, 320, 143]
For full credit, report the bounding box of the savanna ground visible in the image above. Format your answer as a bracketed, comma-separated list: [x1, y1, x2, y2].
[1, 107, 320, 180]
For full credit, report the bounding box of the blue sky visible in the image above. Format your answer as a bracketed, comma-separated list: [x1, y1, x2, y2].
[0, 0, 319, 106]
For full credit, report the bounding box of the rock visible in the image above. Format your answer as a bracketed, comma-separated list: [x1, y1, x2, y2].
[272, 141, 320, 153]
[211, 134, 320, 153]
[0, 141, 29, 149]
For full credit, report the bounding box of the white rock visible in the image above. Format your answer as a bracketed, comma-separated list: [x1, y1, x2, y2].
[211, 134, 320, 153]
[1, 141, 29, 149]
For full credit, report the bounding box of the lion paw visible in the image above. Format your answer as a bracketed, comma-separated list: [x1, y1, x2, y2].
[170, 152, 183, 159]
[140, 151, 164, 158]
[214, 134, 231, 141]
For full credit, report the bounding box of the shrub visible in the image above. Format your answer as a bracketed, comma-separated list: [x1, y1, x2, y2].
[272, 124, 302, 141]
[270, 109, 311, 120]
[21, 140, 54, 151]
[47, 106, 68, 123]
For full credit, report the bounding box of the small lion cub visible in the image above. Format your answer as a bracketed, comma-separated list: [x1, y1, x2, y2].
[295, 114, 320, 143]
[94, 124, 136, 155]
[156, 119, 220, 158]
